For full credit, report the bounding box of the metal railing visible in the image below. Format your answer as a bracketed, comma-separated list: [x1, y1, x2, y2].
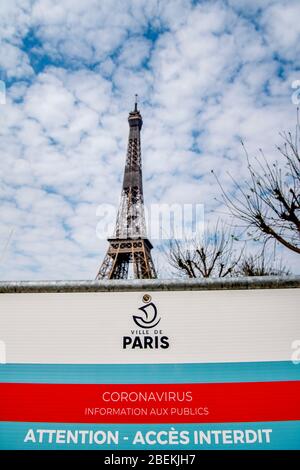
[0, 275, 299, 293]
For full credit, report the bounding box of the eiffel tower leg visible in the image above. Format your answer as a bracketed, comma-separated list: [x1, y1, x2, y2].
[96, 252, 113, 279]
[133, 248, 156, 279]
[132, 250, 139, 279]
[147, 252, 157, 278]
[111, 254, 129, 279]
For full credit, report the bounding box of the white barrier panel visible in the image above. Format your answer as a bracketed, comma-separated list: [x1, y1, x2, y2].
[0, 286, 300, 450]
[0, 289, 299, 364]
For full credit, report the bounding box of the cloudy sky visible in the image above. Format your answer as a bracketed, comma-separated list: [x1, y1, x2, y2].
[0, 0, 299, 280]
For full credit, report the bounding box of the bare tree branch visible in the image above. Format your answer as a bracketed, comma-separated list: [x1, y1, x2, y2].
[167, 223, 243, 278]
[237, 247, 290, 277]
[212, 120, 300, 254]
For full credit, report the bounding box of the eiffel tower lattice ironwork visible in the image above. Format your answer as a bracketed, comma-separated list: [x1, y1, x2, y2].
[96, 97, 157, 279]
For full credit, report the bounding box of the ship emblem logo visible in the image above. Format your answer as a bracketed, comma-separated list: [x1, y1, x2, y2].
[133, 296, 161, 329]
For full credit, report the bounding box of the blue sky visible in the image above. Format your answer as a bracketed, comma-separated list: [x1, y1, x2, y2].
[0, 0, 299, 279]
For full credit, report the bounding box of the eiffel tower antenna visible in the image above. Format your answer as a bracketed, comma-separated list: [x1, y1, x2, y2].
[96, 97, 156, 279]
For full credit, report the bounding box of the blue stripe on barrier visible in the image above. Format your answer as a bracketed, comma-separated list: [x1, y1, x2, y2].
[0, 361, 299, 384]
[0, 421, 299, 450]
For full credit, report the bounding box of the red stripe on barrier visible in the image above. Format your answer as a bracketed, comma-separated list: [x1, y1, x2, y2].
[1, 381, 300, 424]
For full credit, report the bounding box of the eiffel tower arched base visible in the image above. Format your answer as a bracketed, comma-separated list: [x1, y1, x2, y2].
[96, 238, 156, 280]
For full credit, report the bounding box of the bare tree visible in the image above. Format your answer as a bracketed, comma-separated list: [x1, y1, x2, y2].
[236, 248, 290, 277]
[213, 121, 300, 254]
[167, 224, 243, 278]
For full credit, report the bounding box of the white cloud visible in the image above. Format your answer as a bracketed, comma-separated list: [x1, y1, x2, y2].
[0, 41, 33, 78]
[261, 0, 300, 62]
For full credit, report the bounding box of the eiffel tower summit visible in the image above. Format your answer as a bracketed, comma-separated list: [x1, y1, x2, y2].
[96, 96, 157, 280]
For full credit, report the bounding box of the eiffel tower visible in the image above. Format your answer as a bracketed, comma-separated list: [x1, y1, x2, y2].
[96, 97, 157, 279]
